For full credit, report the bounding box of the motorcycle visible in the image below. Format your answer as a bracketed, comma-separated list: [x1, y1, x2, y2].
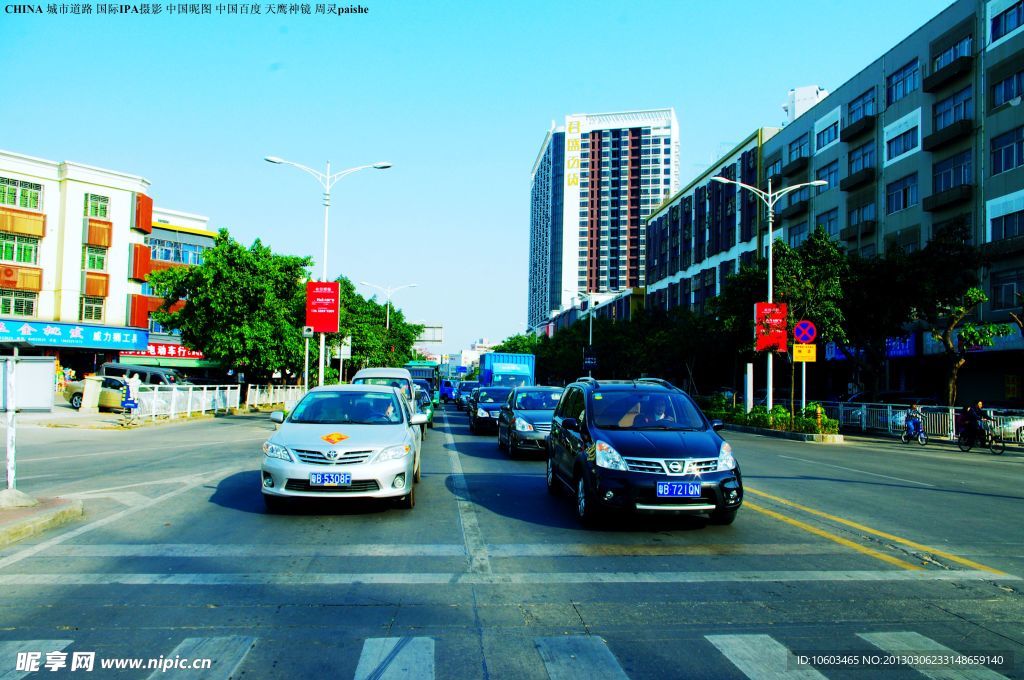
[957, 420, 1005, 455]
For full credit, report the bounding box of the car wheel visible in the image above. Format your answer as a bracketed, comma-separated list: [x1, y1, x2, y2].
[508, 435, 520, 458]
[397, 487, 415, 510]
[709, 508, 738, 525]
[574, 474, 600, 526]
[263, 494, 287, 514]
[70, 393, 83, 409]
[546, 456, 559, 496]
[497, 427, 507, 451]
[469, 417, 476, 434]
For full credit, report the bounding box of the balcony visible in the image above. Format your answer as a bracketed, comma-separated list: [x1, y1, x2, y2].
[778, 200, 809, 220]
[840, 167, 876, 192]
[922, 119, 973, 152]
[922, 55, 974, 93]
[150, 259, 188, 273]
[781, 156, 809, 177]
[858, 220, 877, 237]
[981, 235, 1024, 259]
[0, 205, 46, 238]
[923, 183, 973, 212]
[840, 114, 876, 143]
[839, 225, 858, 241]
[82, 271, 109, 297]
[0, 264, 42, 291]
[85, 217, 112, 248]
[763, 172, 783, 190]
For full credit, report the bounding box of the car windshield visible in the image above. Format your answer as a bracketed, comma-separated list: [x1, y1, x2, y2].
[515, 390, 563, 410]
[591, 391, 706, 430]
[476, 388, 510, 404]
[289, 391, 404, 425]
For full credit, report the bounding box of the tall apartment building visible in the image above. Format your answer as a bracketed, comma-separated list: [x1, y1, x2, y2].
[528, 108, 680, 329]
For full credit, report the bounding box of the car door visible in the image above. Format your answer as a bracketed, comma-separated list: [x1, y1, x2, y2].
[498, 389, 515, 438]
[99, 378, 124, 409]
[550, 387, 579, 479]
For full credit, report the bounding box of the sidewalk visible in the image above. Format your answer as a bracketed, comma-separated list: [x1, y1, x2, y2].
[2, 396, 238, 430]
[0, 493, 84, 549]
[839, 429, 1024, 457]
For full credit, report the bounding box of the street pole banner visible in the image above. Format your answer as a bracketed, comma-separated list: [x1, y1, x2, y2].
[754, 302, 788, 352]
[305, 281, 340, 333]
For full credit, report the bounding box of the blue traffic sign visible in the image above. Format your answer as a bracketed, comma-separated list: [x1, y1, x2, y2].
[794, 319, 817, 344]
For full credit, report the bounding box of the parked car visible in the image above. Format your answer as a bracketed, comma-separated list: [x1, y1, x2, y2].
[63, 376, 130, 411]
[547, 377, 742, 526]
[99, 362, 188, 386]
[414, 386, 435, 433]
[496, 385, 564, 456]
[455, 381, 479, 411]
[468, 386, 511, 434]
[260, 384, 427, 512]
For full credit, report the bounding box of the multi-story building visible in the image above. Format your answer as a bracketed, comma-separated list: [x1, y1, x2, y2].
[528, 108, 680, 329]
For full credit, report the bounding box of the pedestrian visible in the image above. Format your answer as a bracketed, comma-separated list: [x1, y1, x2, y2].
[128, 372, 143, 401]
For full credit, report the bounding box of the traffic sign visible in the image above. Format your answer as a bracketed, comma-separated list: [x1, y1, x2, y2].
[794, 320, 817, 344]
[302, 326, 314, 338]
[583, 350, 598, 371]
[794, 343, 817, 362]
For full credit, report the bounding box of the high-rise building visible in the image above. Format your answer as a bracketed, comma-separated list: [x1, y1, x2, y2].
[528, 108, 679, 329]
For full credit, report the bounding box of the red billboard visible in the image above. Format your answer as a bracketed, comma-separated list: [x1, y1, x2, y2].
[306, 281, 340, 333]
[754, 302, 788, 352]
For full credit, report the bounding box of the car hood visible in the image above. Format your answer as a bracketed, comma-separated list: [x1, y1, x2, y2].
[272, 423, 409, 452]
[475, 402, 504, 411]
[516, 409, 556, 423]
[596, 427, 721, 459]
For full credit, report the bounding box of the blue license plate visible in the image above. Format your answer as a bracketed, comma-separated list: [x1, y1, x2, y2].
[656, 481, 702, 498]
[309, 472, 351, 486]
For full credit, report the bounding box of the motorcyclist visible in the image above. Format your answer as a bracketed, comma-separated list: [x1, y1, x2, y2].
[905, 403, 924, 438]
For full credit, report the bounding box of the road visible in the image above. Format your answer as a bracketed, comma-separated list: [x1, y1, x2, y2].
[1, 406, 1022, 679]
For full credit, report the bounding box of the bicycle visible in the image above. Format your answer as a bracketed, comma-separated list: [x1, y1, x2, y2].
[119, 408, 139, 428]
[900, 417, 928, 446]
[957, 420, 1005, 454]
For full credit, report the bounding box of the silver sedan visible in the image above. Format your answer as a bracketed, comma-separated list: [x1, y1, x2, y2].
[260, 384, 426, 512]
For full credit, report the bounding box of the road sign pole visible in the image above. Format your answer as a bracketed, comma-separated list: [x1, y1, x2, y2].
[6, 357, 16, 490]
[801, 362, 806, 412]
[303, 337, 309, 388]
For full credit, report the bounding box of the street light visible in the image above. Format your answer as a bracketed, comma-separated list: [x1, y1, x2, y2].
[711, 175, 827, 411]
[564, 288, 595, 376]
[359, 281, 418, 330]
[265, 156, 392, 386]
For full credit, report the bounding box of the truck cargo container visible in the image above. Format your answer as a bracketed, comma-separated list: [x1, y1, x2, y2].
[478, 353, 535, 388]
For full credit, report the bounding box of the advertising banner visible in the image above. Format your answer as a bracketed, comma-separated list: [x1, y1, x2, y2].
[306, 281, 340, 333]
[754, 302, 788, 352]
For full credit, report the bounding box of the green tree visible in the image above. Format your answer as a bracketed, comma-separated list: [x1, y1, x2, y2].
[147, 230, 311, 382]
[1010, 291, 1024, 338]
[493, 333, 540, 354]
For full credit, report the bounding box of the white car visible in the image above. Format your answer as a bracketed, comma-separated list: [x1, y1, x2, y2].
[260, 384, 426, 512]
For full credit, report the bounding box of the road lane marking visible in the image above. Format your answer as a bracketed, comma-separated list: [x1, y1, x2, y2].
[706, 634, 827, 680]
[777, 455, 936, 487]
[0, 640, 73, 680]
[745, 488, 1011, 576]
[534, 636, 630, 680]
[743, 501, 922, 571]
[64, 492, 151, 507]
[0, 570, 1014, 586]
[22, 437, 267, 463]
[0, 466, 243, 571]
[37, 544, 467, 558]
[354, 637, 434, 680]
[858, 632, 1009, 680]
[145, 636, 255, 680]
[441, 407, 491, 574]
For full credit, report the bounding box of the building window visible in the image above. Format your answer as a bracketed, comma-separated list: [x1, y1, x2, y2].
[861, 244, 877, 258]
[992, 0, 1024, 41]
[849, 202, 877, 225]
[933, 86, 973, 132]
[849, 141, 876, 173]
[81, 246, 106, 271]
[816, 161, 838, 193]
[789, 134, 810, 161]
[886, 174, 919, 214]
[933, 36, 972, 71]
[993, 68, 1024, 107]
[991, 269, 1024, 310]
[992, 209, 1024, 241]
[991, 126, 1024, 175]
[816, 209, 839, 237]
[933, 150, 972, 193]
[79, 296, 104, 322]
[0, 233, 39, 264]
[0, 289, 36, 317]
[886, 127, 920, 161]
[848, 88, 876, 124]
[816, 122, 839, 150]
[84, 194, 109, 218]
[788, 222, 809, 247]
[787, 186, 810, 207]
[886, 60, 920, 105]
[0, 177, 42, 210]
[146, 237, 206, 265]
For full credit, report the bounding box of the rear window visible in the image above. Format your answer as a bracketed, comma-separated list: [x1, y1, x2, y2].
[476, 388, 510, 403]
[515, 390, 563, 410]
[353, 377, 411, 399]
[591, 391, 706, 430]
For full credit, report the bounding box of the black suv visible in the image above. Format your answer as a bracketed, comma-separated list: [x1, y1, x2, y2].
[546, 378, 742, 526]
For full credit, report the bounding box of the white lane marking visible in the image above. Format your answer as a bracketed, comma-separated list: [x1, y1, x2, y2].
[63, 491, 151, 507]
[777, 455, 936, 487]
[0, 466, 242, 571]
[0, 640, 74, 680]
[38, 544, 466, 558]
[2, 474, 60, 481]
[353, 637, 434, 680]
[145, 636, 255, 680]
[0, 569, 1014, 586]
[706, 634, 827, 680]
[22, 437, 267, 463]
[51, 473, 231, 498]
[858, 632, 1009, 680]
[441, 407, 491, 574]
[535, 636, 630, 680]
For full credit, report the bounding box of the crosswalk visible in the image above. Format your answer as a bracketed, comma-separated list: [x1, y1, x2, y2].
[0, 631, 1013, 679]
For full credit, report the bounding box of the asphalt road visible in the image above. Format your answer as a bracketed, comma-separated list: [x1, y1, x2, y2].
[0, 406, 1021, 679]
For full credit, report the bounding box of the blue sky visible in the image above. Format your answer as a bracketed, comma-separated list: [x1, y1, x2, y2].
[2, 0, 951, 354]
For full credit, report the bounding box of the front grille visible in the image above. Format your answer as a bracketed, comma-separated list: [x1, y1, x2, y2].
[293, 449, 373, 466]
[284, 479, 381, 493]
[625, 458, 664, 474]
[684, 458, 719, 474]
[534, 422, 552, 433]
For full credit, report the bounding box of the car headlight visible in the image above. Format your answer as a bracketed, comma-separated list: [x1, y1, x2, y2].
[477, 408, 488, 418]
[514, 416, 534, 432]
[377, 444, 411, 461]
[717, 441, 736, 471]
[262, 441, 293, 462]
[594, 440, 627, 470]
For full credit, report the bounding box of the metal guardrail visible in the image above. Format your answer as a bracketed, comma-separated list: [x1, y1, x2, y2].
[821, 401, 1024, 446]
[134, 384, 241, 422]
[245, 385, 306, 411]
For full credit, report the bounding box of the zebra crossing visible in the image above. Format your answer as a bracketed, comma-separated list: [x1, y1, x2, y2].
[0, 631, 1012, 679]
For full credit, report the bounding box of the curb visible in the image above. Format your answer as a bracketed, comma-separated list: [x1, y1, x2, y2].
[0, 498, 84, 549]
[724, 423, 844, 443]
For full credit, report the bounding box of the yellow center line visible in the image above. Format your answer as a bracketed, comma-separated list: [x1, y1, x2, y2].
[746, 487, 1010, 576]
[743, 501, 922, 571]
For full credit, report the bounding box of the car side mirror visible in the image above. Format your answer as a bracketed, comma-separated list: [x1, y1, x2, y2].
[562, 417, 580, 432]
[270, 411, 285, 424]
[410, 413, 428, 426]
[710, 419, 725, 431]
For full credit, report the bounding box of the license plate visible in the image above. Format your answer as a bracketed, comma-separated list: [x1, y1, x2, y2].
[656, 481, 702, 498]
[309, 472, 351, 487]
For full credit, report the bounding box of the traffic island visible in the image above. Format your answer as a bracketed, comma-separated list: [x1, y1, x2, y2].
[0, 492, 84, 548]
[723, 423, 844, 443]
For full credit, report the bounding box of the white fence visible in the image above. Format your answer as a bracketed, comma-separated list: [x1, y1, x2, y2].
[245, 385, 306, 411]
[822, 401, 1024, 445]
[134, 384, 241, 422]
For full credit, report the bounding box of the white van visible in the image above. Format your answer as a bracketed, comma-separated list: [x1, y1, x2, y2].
[351, 368, 415, 405]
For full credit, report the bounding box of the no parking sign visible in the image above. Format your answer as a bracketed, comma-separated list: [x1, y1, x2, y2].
[794, 320, 817, 344]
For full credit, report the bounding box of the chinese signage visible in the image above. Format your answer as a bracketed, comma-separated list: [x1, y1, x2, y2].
[793, 344, 817, 362]
[0, 320, 148, 351]
[305, 281, 340, 333]
[121, 342, 204, 359]
[754, 302, 787, 352]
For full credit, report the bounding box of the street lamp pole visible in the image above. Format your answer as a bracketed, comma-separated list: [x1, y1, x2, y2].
[265, 156, 391, 386]
[564, 289, 594, 376]
[360, 281, 418, 331]
[711, 176, 827, 412]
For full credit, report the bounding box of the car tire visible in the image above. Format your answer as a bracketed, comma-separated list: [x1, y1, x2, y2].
[497, 427, 507, 452]
[262, 494, 287, 514]
[469, 418, 476, 435]
[546, 456, 559, 496]
[70, 393, 83, 409]
[574, 474, 600, 526]
[709, 508, 738, 526]
[397, 487, 415, 510]
[508, 435, 520, 458]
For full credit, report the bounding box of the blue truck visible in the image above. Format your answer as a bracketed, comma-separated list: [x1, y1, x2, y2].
[478, 353, 535, 388]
